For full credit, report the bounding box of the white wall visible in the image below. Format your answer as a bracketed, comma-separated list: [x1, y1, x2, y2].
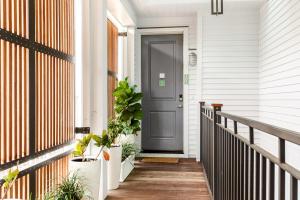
[197, 10, 260, 160]
[199, 10, 260, 119]
[259, 0, 300, 132]
[258, 0, 300, 186]
[135, 16, 199, 158]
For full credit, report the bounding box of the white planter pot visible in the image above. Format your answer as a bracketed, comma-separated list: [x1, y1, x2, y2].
[120, 155, 135, 182]
[107, 145, 122, 190]
[69, 157, 101, 200]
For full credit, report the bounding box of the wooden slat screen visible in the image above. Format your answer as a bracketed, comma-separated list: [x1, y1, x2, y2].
[0, 39, 29, 164]
[107, 19, 118, 118]
[0, 174, 29, 199]
[35, 155, 70, 199]
[35, 0, 74, 54]
[0, 0, 75, 167]
[0, 0, 29, 38]
[35, 52, 74, 152]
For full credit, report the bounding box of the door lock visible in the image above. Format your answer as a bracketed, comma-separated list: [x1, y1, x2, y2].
[179, 94, 183, 102]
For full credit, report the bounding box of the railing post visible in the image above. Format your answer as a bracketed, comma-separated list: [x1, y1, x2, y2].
[199, 101, 205, 162]
[212, 103, 223, 200]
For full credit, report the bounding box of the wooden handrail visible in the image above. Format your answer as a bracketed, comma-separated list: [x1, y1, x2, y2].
[217, 111, 300, 145]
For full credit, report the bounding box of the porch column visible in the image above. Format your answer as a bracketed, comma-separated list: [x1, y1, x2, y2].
[78, 0, 108, 133]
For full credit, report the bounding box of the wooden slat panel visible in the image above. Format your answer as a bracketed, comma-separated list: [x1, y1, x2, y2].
[35, 155, 70, 199]
[35, 53, 74, 151]
[34, 0, 74, 54]
[107, 19, 118, 119]
[0, 174, 29, 199]
[0, 40, 29, 164]
[0, 0, 28, 38]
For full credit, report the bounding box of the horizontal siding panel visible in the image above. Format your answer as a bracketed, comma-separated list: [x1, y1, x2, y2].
[203, 89, 258, 95]
[203, 56, 258, 63]
[203, 83, 258, 90]
[203, 51, 258, 57]
[203, 78, 258, 84]
[259, 0, 300, 181]
[203, 72, 258, 79]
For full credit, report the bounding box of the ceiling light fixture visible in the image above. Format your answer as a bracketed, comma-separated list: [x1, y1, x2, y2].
[211, 0, 223, 15]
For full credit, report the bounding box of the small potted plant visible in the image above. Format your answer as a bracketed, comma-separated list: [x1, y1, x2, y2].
[120, 143, 138, 182]
[44, 173, 88, 200]
[69, 131, 110, 200]
[107, 78, 143, 190]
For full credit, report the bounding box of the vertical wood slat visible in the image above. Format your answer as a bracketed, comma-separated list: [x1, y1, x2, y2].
[35, 155, 70, 199]
[0, 175, 29, 199]
[35, 53, 74, 151]
[0, 0, 28, 38]
[0, 40, 29, 164]
[107, 19, 119, 118]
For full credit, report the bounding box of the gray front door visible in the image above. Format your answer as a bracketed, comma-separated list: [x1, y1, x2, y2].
[141, 34, 183, 152]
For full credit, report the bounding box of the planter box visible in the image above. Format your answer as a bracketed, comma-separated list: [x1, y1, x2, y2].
[69, 157, 101, 200]
[120, 155, 135, 182]
[108, 145, 122, 190]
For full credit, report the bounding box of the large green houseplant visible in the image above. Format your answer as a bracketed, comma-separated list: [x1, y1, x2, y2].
[107, 77, 143, 190]
[113, 77, 143, 135]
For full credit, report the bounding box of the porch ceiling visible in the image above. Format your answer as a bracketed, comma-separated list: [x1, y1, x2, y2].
[128, 0, 265, 18]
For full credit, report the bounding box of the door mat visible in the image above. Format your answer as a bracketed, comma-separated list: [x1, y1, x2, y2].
[141, 157, 179, 164]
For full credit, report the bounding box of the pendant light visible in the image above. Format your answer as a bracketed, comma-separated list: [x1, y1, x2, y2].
[211, 0, 223, 15]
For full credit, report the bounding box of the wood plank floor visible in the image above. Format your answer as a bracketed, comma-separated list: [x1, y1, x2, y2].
[107, 159, 211, 200]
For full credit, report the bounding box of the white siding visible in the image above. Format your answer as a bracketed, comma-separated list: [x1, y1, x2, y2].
[259, 0, 300, 175]
[201, 11, 260, 118]
[259, 0, 300, 132]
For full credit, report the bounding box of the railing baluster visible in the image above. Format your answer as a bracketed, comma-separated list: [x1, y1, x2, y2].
[269, 161, 275, 200]
[245, 144, 249, 200]
[279, 138, 286, 200]
[230, 134, 233, 200]
[256, 152, 260, 200]
[290, 176, 298, 200]
[249, 148, 254, 200]
[241, 142, 244, 200]
[234, 137, 237, 200]
[237, 140, 241, 199]
[262, 156, 267, 200]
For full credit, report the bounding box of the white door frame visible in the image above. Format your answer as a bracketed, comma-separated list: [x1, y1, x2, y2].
[135, 27, 189, 158]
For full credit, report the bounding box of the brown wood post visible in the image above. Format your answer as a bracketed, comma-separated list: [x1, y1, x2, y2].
[199, 101, 205, 162]
[212, 103, 223, 199]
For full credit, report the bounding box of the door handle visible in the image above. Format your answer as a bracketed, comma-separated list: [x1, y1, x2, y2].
[178, 105, 183, 108]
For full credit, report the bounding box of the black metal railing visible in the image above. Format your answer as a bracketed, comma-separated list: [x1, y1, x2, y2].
[200, 101, 300, 200]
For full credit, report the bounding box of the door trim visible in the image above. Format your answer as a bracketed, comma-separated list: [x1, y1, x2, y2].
[135, 27, 189, 158]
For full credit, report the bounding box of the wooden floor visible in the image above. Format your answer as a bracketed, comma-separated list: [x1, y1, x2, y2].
[107, 159, 211, 200]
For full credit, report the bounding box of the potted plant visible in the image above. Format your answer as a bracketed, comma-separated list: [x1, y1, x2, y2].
[69, 131, 110, 200]
[120, 143, 138, 182]
[107, 78, 143, 190]
[106, 119, 123, 190]
[44, 173, 88, 200]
